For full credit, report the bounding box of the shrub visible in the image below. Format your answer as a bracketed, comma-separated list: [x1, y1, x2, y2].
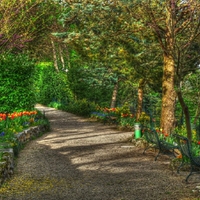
[62, 99, 97, 117]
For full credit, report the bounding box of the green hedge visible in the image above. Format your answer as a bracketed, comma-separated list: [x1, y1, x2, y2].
[35, 62, 73, 105]
[0, 54, 36, 112]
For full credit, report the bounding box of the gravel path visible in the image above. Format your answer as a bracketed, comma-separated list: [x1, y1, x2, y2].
[0, 104, 200, 200]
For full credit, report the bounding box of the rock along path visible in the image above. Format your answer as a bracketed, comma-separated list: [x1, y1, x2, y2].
[0, 104, 199, 200]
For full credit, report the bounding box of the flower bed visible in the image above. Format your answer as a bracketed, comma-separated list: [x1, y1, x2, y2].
[0, 110, 48, 150]
[90, 103, 152, 132]
[0, 124, 48, 187]
[0, 110, 49, 186]
[91, 104, 136, 131]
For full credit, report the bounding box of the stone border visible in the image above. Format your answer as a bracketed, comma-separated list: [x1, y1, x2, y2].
[0, 125, 48, 186]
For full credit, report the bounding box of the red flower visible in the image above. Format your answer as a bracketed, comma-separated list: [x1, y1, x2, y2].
[164, 133, 169, 137]
[197, 141, 200, 145]
[0, 113, 6, 120]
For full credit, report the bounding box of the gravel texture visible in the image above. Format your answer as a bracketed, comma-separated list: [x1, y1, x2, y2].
[0, 104, 200, 200]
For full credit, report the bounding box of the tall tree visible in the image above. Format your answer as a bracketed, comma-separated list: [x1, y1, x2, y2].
[133, 0, 200, 137]
[54, 0, 162, 110]
[54, 0, 200, 138]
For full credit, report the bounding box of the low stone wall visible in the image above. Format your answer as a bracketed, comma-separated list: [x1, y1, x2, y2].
[0, 125, 48, 186]
[16, 125, 47, 144]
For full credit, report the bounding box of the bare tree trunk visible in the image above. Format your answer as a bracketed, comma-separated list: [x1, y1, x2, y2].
[160, 53, 176, 134]
[136, 79, 145, 121]
[51, 38, 59, 72]
[59, 45, 65, 69]
[110, 79, 118, 108]
[160, 6, 176, 134]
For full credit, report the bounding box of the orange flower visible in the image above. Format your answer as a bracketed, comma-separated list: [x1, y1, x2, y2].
[17, 112, 22, 117]
[177, 154, 182, 159]
[32, 111, 37, 115]
[0, 113, 6, 120]
[121, 113, 129, 118]
[8, 113, 16, 119]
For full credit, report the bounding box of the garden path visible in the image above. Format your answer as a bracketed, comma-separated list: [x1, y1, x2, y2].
[0, 104, 200, 200]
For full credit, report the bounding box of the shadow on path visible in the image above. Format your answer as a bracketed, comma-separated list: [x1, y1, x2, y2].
[0, 105, 198, 200]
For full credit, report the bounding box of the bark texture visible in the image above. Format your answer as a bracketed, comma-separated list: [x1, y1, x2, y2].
[161, 53, 176, 134]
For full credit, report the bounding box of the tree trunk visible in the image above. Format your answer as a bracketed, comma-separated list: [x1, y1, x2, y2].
[51, 38, 59, 72]
[176, 89, 192, 141]
[110, 79, 118, 108]
[160, 53, 176, 134]
[59, 45, 65, 69]
[160, 5, 176, 134]
[136, 79, 145, 121]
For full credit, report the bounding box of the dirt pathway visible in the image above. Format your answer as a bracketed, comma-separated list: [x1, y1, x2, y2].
[0, 104, 199, 200]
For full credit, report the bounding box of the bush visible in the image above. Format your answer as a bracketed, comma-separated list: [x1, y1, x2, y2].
[0, 54, 36, 112]
[62, 99, 97, 117]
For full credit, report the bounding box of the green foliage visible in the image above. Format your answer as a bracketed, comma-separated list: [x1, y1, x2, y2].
[56, 0, 200, 135]
[0, 0, 59, 55]
[0, 54, 36, 112]
[180, 71, 200, 121]
[174, 126, 198, 143]
[62, 99, 97, 117]
[48, 102, 62, 109]
[35, 62, 73, 105]
[138, 112, 150, 125]
[119, 115, 135, 130]
[67, 61, 116, 106]
[53, 0, 164, 124]
[115, 102, 131, 116]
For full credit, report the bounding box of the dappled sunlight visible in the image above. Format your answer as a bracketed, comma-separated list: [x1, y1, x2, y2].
[38, 130, 131, 145]
[2, 105, 195, 200]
